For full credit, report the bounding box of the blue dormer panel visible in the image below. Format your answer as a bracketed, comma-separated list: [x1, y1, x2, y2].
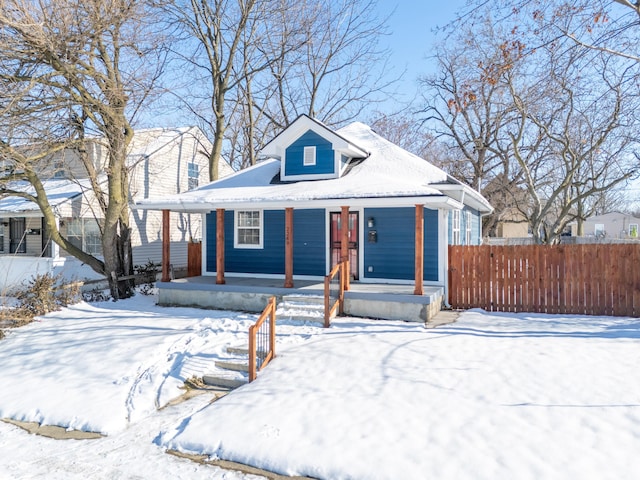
[284, 130, 335, 178]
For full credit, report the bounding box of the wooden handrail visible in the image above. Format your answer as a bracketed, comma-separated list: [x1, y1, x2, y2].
[324, 260, 348, 328]
[248, 296, 276, 382]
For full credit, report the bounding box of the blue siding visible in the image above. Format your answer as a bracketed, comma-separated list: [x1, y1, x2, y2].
[293, 209, 326, 275]
[284, 130, 335, 176]
[363, 207, 439, 281]
[206, 209, 326, 276]
[205, 211, 217, 272]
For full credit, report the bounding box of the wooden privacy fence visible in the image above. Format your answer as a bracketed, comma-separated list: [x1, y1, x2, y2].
[449, 244, 640, 317]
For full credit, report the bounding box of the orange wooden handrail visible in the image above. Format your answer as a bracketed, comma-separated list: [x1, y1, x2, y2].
[248, 296, 276, 382]
[324, 260, 348, 328]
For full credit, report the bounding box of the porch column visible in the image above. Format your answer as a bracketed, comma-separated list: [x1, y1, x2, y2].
[162, 209, 171, 282]
[414, 204, 424, 295]
[284, 207, 294, 288]
[216, 209, 225, 284]
[340, 205, 350, 291]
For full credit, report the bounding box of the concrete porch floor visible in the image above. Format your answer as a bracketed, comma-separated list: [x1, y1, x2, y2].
[157, 276, 445, 323]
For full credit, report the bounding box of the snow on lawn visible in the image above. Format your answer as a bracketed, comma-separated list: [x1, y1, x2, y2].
[0, 294, 320, 435]
[163, 310, 640, 480]
[1, 295, 639, 480]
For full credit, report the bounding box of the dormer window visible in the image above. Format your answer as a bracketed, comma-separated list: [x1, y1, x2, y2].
[303, 146, 316, 166]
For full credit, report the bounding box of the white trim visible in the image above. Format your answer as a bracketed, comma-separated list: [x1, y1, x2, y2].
[280, 172, 340, 182]
[261, 115, 368, 159]
[451, 209, 461, 245]
[136, 196, 464, 213]
[439, 209, 448, 288]
[233, 210, 263, 249]
[356, 277, 445, 287]
[201, 212, 207, 276]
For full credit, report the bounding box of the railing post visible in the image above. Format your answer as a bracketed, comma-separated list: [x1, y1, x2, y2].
[324, 275, 331, 328]
[345, 259, 350, 291]
[269, 297, 276, 358]
[339, 261, 345, 316]
[248, 324, 256, 382]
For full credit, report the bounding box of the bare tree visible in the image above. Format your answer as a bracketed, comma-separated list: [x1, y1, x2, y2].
[166, 0, 395, 175]
[165, 0, 278, 180]
[506, 52, 639, 243]
[259, 0, 394, 129]
[423, 6, 640, 242]
[0, 0, 164, 298]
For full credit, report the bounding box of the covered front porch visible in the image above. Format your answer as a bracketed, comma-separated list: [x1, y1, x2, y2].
[156, 275, 444, 323]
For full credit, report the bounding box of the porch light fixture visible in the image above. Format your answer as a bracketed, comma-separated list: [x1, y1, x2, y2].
[367, 217, 375, 228]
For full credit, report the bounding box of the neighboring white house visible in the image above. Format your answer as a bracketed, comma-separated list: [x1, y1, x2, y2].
[0, 127, 234, 291]
[569, 211, 640, 239]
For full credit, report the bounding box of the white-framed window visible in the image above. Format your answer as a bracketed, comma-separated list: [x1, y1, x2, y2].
[303, 146, 316, 166]
[53, 160, 66, 179]
[465, 211, 472, 245]
[234, 210, 263, 249]
[451, 210, 461, 245]
[594, 223, 605, 238]
[0, 220, 4, 252]
[66, 218, 102, 255]
[630, 224, 638, 238]
[188, 162, 199, 190]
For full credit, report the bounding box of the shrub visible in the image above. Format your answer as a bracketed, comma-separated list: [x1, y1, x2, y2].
[82, 288, 111, 303]
[134, 260, 159, 295]
[5, 274, 82, 322]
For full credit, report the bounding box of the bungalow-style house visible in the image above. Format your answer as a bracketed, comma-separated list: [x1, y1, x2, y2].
[0, 127, 233, 291]
[134, 116, 492, 322]
[569, 211, 640, 239]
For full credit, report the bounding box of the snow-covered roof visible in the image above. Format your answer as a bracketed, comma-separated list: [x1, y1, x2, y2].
[0, 178, 96, 216]
[134, 122, 493, 213]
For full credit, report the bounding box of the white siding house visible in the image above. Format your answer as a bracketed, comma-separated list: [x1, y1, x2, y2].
[0, 127, 233, 291]
[569, 212, 640, 239]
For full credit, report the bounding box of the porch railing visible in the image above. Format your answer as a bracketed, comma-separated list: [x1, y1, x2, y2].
[324, 260, 348, 328]
[248, 296, 276, 382]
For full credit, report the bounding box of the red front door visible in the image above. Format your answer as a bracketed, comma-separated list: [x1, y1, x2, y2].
[330, 212, 358, 280]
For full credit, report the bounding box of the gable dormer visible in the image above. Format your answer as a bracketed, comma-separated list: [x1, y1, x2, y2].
[260, 115, 368, 182]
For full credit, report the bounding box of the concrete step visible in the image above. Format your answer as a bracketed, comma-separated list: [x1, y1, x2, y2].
[278, 301, 325, 312]
[281, 294, 325, 306]
[203, 370, 248, 389]
[215, 359, 249, 373]
[226, 345, 249, 355]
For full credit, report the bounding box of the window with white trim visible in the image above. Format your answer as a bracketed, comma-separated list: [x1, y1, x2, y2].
[465, 211, 472, 245]
[234, 210, 263, 248]
[0, 220, 4, 252]
[53, 160, 66, 178]
[595, 223, 605, 237]
[66, 218, 102, 255]
[451, 210, 461, 245]
[630, 224, 638, 238]
[303, 146, 316, 166]
[188, 162, 199, 190]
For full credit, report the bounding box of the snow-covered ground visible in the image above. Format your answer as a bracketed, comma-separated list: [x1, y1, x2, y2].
[1, 294, 639, 479]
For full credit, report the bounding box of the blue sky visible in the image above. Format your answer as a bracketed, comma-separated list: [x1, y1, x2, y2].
[374, 0, 467, 105]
